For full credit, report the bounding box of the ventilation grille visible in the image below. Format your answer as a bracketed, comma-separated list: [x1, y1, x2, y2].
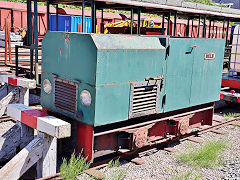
[129, 81, 160, 118]
[54, 78, 78, 114]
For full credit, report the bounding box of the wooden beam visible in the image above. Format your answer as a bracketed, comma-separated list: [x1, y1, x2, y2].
[37, 132, 57, 178]
[0, 124, 21, 162]
[7, 104, 71, 138]
[0, 137, 43, 180]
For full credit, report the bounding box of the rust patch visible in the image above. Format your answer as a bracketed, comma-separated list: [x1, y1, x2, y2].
[169, 114, 194, 135]
[122, 123, 155, 148]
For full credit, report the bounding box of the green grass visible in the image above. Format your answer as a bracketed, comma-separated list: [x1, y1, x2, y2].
[60, 151, 91, 180]
[172, 169, 202, 180]
[110, 165, 130, 180]
[177, 140, 229, 167]
[223, 113, 240, 120]
[107, 158, 120, 168]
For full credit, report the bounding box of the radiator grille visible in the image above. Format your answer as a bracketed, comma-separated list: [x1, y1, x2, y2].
[129, 81, 160, 118]
[54, 79, 78, 114]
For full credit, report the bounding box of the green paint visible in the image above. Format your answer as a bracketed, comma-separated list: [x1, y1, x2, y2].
[41, 32, 224, 127]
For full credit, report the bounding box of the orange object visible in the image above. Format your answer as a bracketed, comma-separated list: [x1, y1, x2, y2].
[7, 21, 12, 64]
[4, 19, 7, 65]
[4, 19, 12, 64]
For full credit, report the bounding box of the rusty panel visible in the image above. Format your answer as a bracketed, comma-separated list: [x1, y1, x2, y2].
[13, 11, 21, 29]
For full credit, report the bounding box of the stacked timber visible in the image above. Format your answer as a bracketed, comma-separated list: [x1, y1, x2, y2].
[0, 31, 23, 48]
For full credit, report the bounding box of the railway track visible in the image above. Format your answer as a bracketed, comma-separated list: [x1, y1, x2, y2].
[35, 116, 240, 180]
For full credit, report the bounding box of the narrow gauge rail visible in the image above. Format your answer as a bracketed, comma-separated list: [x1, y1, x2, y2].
[3, 0, 240, 179]
[36, 115, 240, 180]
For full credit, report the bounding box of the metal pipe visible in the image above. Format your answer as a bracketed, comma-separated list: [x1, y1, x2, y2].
[91, 0, 96, 33]
[197, 16, 200, 37]
[208, 19, 211, 38]
[222, 17, 225, 38]
[82, 0, 85, 32]
[131, 7, 133, 35]
[27, 0, 32, 46]
[202, 15, 206, 38]
[226, 17, 230, 45]
[173, 11, 177, 37]
[162, 14, 165, 35]
[30, 48, 33, 79]
[167, 11, 171, 35]
[137, 7, 141, 35]
[186, 18, 190, 37]
[215, 26, 218, 38]
[47, 1, 50, 31]
[56, 4, 58, 31]
[191, 19, 194, 37]
[15, 46, 18, 76]
[34, 0, 39, 84]
[10, 9, 14, 32]
[101, 9, 104, 33]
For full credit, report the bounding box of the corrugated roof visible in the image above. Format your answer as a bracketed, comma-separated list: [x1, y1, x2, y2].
[48, 0, 240, 20]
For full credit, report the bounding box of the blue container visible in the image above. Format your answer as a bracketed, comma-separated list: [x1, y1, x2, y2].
[231, 25, 236, 39]
[50, 14, 71, 32]
[71, 16, 91, 33]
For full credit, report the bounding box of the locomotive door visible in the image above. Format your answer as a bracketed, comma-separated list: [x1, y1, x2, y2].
[163, 38, 195, 113]
[190, 38, 225, 106]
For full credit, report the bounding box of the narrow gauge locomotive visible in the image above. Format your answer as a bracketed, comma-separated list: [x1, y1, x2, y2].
[40, 0, 239, 160]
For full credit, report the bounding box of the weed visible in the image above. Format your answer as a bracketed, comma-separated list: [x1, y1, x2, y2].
[223, 113, 240, 120]
[177, 140, 229, 167]
[111, 165, 130, 180]
[232, 122, 239, 127]
[107, 158, 120, 168]
[60, 151, 91, 180]
[172, 169, 202, 180]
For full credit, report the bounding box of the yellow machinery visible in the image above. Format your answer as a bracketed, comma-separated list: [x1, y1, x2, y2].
[104, 15, 159, 34]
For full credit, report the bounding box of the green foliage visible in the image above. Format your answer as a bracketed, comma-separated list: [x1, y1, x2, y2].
[172, 169, 202, 180]
[177, 140, 229, 167]
[224, 113, 240, 120]
[107, 158, 120, 168]
[185, 0, 227, 7]
[60, 152, 91, 180]
[111, 166, 130, 180]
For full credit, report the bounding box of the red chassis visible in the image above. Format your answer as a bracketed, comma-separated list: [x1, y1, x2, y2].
[74, 103, 214, 161]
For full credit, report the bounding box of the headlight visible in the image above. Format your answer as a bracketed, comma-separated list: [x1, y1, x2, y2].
[80, 90, 91, 107]
[43, 79, 52, 94]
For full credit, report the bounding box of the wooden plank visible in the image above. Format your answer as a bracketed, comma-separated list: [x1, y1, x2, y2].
[0, 87, 20, 117]
[8, 104, 71, 139]
[230, 122, 240, 127]
[0, 124, 21, 162]
[37, 132, 57, 178]
[131, 157, 145, 165]
[211, 129, 225, 135]
[164, 147, 176, 152]
[37, 116, 71, 139]
[0, 137, 43, 180]
[84, 169, 106, 180]
[188, 136, 203, 143]
[7, 104, 34, 121]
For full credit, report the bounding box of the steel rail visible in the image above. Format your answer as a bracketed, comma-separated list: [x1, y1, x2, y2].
[36, 116, 240, 180]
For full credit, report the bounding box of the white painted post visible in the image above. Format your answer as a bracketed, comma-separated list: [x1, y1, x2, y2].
[1, 104, 71, 179]
[18, 121, 34, 149]
[36, 132, 57, 178]
[19, 87, 29, 106]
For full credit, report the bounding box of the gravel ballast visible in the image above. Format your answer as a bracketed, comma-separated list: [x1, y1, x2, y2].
[77, 111, 240, 180]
